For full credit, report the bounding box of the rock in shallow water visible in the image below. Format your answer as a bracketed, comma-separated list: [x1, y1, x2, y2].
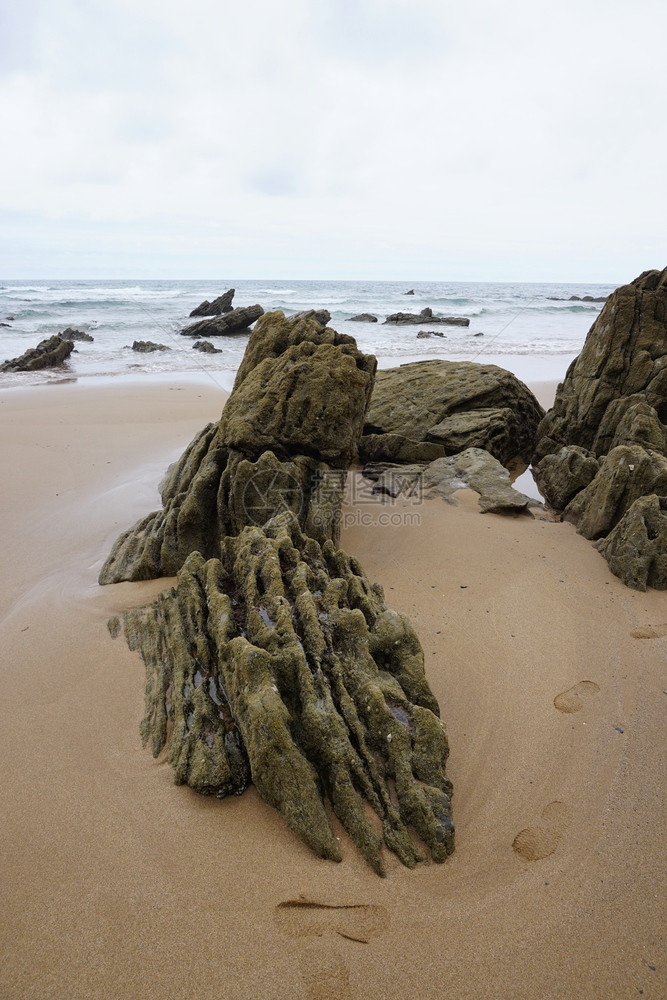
[383, 308, 469, 326]
[189, 288, 235, 317]
[1, 334, 74, 372]
[364, 449, 537, 514]
[131, 340, 170, 352]
[533, 445, 600, 510]
[192, 339, 222, 353]
[181, 304, 264, 337]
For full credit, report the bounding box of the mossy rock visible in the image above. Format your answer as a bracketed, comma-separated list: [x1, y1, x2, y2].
[533, 268, 667, 463]
[221, 340, 374, 467]
[362, 360, 544, 466]
[100, 313, 377, 583]
[563, 445, 667, 540]
[101, 310, 454, 874]
[121, 513, 453, 875]
[232, 310, 367, 391]
[595, 494, 667, 590]
[533, 445, 600, 511]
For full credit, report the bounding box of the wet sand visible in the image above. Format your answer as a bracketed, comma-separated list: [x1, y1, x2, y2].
[0, 374, 664, 999]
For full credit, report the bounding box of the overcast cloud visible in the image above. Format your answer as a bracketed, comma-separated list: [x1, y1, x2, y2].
[0, 0, 665, 280]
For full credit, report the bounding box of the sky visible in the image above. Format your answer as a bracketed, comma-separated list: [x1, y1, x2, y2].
[0, 0, 665, 281]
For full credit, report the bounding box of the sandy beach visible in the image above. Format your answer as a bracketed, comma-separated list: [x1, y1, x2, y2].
[0, 372, 664, 1000]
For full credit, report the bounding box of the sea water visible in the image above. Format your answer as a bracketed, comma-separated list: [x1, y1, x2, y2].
[0, 277, 615, 387]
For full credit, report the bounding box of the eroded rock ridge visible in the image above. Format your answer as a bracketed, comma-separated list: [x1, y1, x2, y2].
[102, 310, 454, 875]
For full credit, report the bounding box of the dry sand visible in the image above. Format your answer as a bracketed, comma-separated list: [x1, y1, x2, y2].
[0, 375, 665, 1000]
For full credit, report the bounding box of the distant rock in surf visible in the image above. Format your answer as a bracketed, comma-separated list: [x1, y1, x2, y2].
[131, 340, 171, 352]
[546, 295, 608, 302]
[62, 327, 94, 342]
[192, 339, 222, 353]
[348, 313, 378, 323]
[384, 308, 469, 327]
[404, 289, 415, 295]
[182, 304, 264, 338]
[289, 309, 331, 326]
[189, 288, 235, 317]
[416, 330, 444, 338]
[1, 334, 75, 372]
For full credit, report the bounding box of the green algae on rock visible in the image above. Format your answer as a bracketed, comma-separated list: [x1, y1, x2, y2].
[361, 359, 545, 467]
[532, 268, 667, 589]
[99, 313, 376, 583]
[101, 310, 454, 874]
[119, 513, 453, 875]
[595, 494, 667, 591]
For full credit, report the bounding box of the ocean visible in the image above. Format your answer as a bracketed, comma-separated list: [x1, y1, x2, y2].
[0, 278, 615, 389]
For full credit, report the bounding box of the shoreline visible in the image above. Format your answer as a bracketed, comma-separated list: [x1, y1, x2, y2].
[0, 348, 573, 401]
[1, 375, 664, 999]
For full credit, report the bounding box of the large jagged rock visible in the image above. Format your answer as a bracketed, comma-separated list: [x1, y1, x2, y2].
[189, 288, 235, 317]
[1, 334, 74, 372]
[534, 268, 667, 464]
[118, 513, 453, 876]
[383, 308, 469, 326]
[595, 494, 667, 591]
[182, 304, 264, 338]
[606, 398, 667, 453]
[101, 310, 454, 874]
[360, 360, 545, 467]
[532, 268, 667, 588]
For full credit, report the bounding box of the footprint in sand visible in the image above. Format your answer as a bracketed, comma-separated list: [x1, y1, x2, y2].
[275, 898, 389, 943]
[553, 680, 600, 713]
[631, 624, 667, 639]
[275, 898, 389, 1000]
[512, 801, 571, 861]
